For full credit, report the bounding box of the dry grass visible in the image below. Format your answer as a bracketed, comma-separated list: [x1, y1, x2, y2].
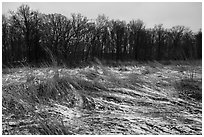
[2, 60, 202, 135]
[175, 78, 202, 101]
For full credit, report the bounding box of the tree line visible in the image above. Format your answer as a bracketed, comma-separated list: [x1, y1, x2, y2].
[2, 5, 202, 67]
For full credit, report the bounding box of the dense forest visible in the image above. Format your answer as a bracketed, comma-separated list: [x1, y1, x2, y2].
[2, 5, 202, 67]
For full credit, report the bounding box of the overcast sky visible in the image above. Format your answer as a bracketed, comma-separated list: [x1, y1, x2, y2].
[2, 2, 202, 32]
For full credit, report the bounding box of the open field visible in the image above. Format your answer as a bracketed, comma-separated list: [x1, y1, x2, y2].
[2, 61, 202, 135]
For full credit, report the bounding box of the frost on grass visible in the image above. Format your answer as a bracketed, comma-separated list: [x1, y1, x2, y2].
[2, 61, 202, 135]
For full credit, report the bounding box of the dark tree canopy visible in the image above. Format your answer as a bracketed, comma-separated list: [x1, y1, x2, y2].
[2, 5, 202, 67]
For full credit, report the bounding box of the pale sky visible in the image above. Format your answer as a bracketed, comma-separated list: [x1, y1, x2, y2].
[2, 2, 202, 32]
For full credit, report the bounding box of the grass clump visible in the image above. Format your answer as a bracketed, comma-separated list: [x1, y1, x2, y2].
[34, 118, 74, 135]
[174, 62, 201, 101]
[2, 74, 85, 134]
[2, 66, 108, 134]
[175, 78, 202, 101]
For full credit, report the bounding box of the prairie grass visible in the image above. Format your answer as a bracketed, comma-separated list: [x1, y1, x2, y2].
[2, 59, 202, 135]
[175, 78, 202, 101]
[2, 67, 107, 134]
[174, 65, 201, 102]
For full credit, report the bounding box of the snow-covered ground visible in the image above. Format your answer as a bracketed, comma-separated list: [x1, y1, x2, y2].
[2, 62, 202, 135]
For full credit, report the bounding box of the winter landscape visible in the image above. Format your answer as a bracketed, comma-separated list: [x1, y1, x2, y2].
[2, 2, 202, 135]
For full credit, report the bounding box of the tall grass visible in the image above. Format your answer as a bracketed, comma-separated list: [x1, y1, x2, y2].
[2, 66, 107, 134]
[175, 63, 202, 101]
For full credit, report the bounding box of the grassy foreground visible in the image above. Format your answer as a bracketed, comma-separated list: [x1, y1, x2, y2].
[2, 61, 202, 135]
